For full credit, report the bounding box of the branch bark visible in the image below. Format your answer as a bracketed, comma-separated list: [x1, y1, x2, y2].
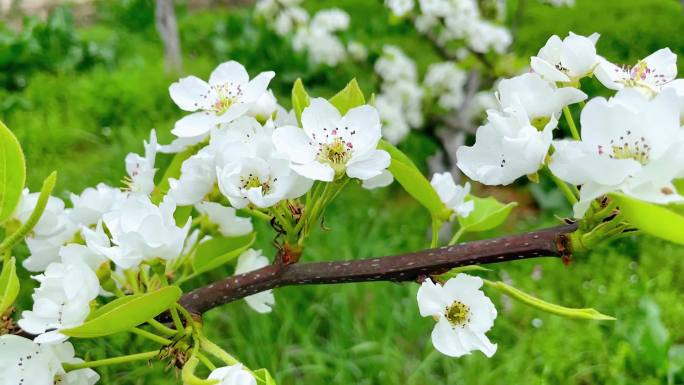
[155, 0, 183, 73]
[179, 224, 577, 315]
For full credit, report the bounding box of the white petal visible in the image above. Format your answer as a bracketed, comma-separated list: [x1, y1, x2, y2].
[243, 71, 276, 102]
[416, 278, 448, 317]
[301, 98, 341, 140]
[530, 57, 570, 83]
[346, 150, 390, 180]
[362, 169, 394, 190]
[272, 125, 317, 164]
[209, 61, 249, 87]
[339, 104, 382, 157]
[291, 162, 335, 182]
[431, 315, 469, 357]
[169, 76, 212, 111]
[172, 112, 221, 138]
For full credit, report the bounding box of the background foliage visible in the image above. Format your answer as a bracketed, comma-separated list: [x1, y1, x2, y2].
[2, 0, 684, 384]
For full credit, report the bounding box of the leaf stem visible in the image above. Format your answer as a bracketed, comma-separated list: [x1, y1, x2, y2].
[63, 351, 159, 371]
[131, 327, 172, 345]
[562, 106, 581, 140]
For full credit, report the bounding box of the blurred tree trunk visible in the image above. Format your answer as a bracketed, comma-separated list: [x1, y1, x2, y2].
[155, 0, 183, 73]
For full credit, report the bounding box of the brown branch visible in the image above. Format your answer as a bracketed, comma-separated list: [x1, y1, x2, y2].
[178, 224, 577, 316]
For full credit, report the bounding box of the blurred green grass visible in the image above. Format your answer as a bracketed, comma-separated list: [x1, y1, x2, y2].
[2, 0, 684, 384]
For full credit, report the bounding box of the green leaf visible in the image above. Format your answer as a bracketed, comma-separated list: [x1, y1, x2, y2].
[254, 368, 277, 385]
[0, 121, 26, 224]
[485, 280, 615, 321]
[377, 140, 448, 220]
[0, 257, 20, 314]
[458, 196, 516, 232]
[328, 78, 365, 115]
[0, 171, 57, 255]
[674, 179, 684, 195]
[611, 193, 684, 245]
[291, 78, 310, 126]
[174, 205, 193, 227]
[192, 233, 256, 275]
[62, 286, 182, 338]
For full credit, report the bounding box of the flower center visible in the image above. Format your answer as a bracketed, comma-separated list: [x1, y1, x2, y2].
[445, 300, 471, 327]
[211, 83, 243, 115]
[617, 61, 670, 94]
[241, 174, 272, 195]
[598, 132, 651, 165]
[317, 137, 352, 174]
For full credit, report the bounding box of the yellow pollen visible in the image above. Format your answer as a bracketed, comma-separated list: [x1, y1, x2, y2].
[445, 300, 471, 327]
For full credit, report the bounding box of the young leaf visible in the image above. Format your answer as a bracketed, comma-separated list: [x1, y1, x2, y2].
[0, 171, 57, 255]
[192, 233, 256, 276]
[292, 78, 310, 126]
[674, 179, 684, 195]
[62, 286, 182, 338]
[0, 257, 20, 314]
[328, 78, 365, 115]
[611, 193, 684, 245]
[458, 196, 516, 232]
[0, 121, 26, 224]
[485, 280, 615, 320]
[254, 368, 277, 385]
[377, 140, 449, 220]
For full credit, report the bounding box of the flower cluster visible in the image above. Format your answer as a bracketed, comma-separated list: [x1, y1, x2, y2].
[256, 0, 366, 66]
[386, 0, 512, 54]
[456, 32, 684, 217]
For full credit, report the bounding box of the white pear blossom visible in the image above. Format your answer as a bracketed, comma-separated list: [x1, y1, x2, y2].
[208, 364, 256, 385]
[14, 190, 77, 272]
[530, 32, 600, 83]
[235, 249, 275, 313]
[70, 183, 125, 226]
[125, 130, 158, 195]
[217, 156, 311, 209]
[417, 275, 498, 357]
[168, 150, 216, 206]
[457, 107, 557, 185]
[549, 88, 684, 217]
[196, 202, 253, 237]
[169, 61, 275, 137]
[293, 26, 348, 66]
[18, 260, 100, 344]
[497, 73, 586, 121]
[0, 335, 99, 385]
[424, 62, 467, 110]
[431, 172, 474, 218]
[309, 8, 349, 33]
[91, 195, 190, 269]
[273, 98, 390, 182]
[595, 48, 678, 95]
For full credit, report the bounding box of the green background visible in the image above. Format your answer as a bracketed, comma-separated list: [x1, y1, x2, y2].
[2, 0, 684, 384]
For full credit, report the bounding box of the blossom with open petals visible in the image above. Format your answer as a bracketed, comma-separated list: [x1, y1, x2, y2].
[92, 195, 190, 269]
[169, 61, 275, 137]
[456, 108, 557, 185]
[125, 130, 158, 195]
[0, 335, 99, 385]
[273, 98, 390, 182]
[595, 48, 678, 96]
[417, 275, 498, 357]
[549, 88, 684, 217]
[18, 260, 100, 344]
